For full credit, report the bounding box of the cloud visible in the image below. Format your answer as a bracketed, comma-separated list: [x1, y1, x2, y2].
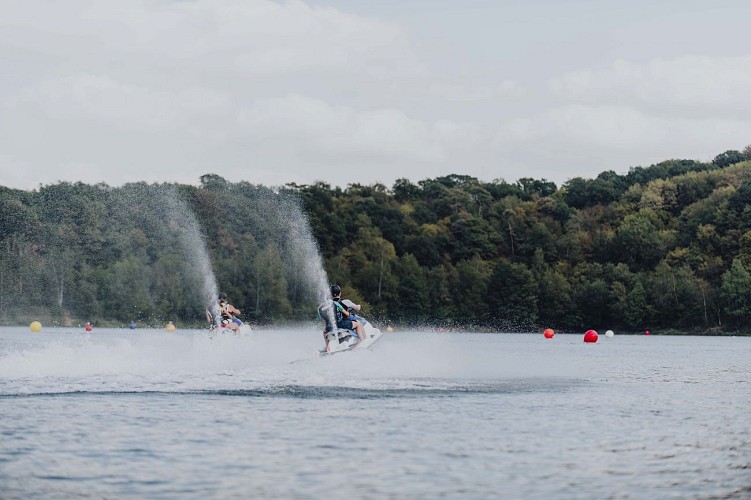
[494, 102, 751, 178]
[550, 54, 751, 119]
[0, 1, 441, 188]
[427, 81, 524, 102]
[0, 0, 419, 79]
[486, 54, 751, 180]
[498, 105, 665, 150]
[1, 2, 749, 191]
[0, 155, 29, 188]
[10, 74, 230, 134]
[239, 93, 461, 163]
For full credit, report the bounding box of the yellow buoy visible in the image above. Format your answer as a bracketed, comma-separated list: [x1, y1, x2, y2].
[386, 325, 394, 333]
[30, 321, 42, 332]
[165, 321, 176, 332]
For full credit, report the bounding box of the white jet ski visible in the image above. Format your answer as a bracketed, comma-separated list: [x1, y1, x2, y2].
[319, 309, 383, 357]
[208, 322, 252, 337]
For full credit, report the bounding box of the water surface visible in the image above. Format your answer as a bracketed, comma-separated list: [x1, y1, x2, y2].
[1, 327, 749, 498]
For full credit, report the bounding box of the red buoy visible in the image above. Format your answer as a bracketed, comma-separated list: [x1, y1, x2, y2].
[85, 323, 93, 332]
[543, 328, 555, 339]
[645, 330, 651, 336]
[583, 329, 598, 343]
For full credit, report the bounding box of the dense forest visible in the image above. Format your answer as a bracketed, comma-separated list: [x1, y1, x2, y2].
[2, 147, 751, 334]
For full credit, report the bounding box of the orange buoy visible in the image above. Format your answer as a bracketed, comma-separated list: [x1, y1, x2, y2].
[543, 328, 555, 339]
[583, 329, 598, 343]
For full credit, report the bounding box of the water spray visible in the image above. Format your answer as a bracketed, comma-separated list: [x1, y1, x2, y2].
[157, 184, 220, 327]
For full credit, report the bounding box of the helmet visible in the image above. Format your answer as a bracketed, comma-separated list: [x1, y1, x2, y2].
[218, 292, 227, 301]
[330, 284, 341, 297]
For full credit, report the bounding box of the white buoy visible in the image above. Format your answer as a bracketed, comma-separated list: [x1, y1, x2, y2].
[605, 330, 614, 338]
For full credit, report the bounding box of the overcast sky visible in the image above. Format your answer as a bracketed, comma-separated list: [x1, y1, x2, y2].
[1, 0, 750, 191]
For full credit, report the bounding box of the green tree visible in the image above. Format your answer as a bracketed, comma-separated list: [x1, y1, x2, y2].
[538, 266, 576, 329]
[720, 259, 751, 329]
[612, 210, 665, 271]
[248, 246, 292, 323]
[425, 264, 456, 321]
[713, 150, 744, 168]
[624, 281, 648, 329]
[648, 263, 705, 328]
[392, 178, 420, 202]
[103, 257, 153, 322]
[391, 253, 429, 324]
[449, 214, 497, 262]
[348, 226, 398, 316]
[452, 256, 491, 326]
[486, 260, 538, 330]
[574, 278, 611, 329]
[562, 177, 590, 209]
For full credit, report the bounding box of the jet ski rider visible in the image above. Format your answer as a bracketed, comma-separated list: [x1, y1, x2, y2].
[328, 284, 367, 341]
[217, 292, 243, 331]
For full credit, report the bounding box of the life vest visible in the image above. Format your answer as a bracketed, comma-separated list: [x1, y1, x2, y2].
[332, 300, 348, 323]
[318, 300, 349, 330]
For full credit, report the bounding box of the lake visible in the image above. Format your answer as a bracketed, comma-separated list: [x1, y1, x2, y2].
[1, 326, 749, 498]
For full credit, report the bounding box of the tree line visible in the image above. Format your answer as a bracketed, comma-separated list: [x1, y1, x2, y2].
[1, 147, 751, 333]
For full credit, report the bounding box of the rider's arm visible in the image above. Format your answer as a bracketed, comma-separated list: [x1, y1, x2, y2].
[334, 300, 350, 317]
[220, 304, 232, 318]
[341, 299, 361, 311]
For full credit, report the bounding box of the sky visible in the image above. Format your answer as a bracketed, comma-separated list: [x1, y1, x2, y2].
[1, 0, 750, 191]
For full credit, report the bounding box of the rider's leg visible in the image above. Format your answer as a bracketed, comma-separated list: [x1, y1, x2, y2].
[353, 320, 367, 340]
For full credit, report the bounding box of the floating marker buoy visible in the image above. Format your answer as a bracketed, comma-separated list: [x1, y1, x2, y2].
[165, 321, 176, 332]
[543, 328, 555, 339]
[85, 323, 93, 332]
[605, 330, 614, 338]
[644, 330, 651, 336]
[386, 326, 394, 333]
[583, 329, 598, 343]
[129, 321, 137, 330]
[30, 321, 42, 332]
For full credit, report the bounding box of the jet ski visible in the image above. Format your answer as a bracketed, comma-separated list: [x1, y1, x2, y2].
[209, 323, 252, 337]
[318, 300, 383, 356]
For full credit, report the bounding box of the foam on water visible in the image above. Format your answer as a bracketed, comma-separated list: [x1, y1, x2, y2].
[0, 328, 583, 396]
